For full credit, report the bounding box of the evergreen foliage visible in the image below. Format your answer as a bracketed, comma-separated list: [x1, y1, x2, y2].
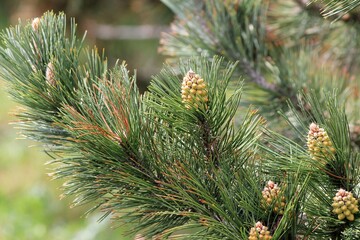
[0, 1, 360, 239]
[160, 0, 360, 124]
[309, 0, 360, 19]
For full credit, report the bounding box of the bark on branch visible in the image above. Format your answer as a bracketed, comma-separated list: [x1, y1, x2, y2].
[240, 58, 276, 92]
[93, 24, 169, 40]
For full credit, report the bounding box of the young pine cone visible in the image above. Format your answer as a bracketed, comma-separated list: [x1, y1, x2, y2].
[332, 189, 359, 221]
[248, 222, 272, 240]
[307, 123, 335, 161]
[181, 70, 208, 110]
[32, 17, 40, 31]
[261, 180, 286, 215]
[46, 62, 56, 86]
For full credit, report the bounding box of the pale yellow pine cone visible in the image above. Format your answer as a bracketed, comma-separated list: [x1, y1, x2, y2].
[181, 70, 208, 110]
[332, 188, 359, 221]
[307, 123, 335, 162]
[46, 62, 56, 86]
[248, 222, 272, 240]
[261, 180, 285, 215]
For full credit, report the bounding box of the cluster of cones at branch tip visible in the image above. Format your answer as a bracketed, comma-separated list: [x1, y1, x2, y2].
[180, 70, 359, 239]
[247, 123, 359, 239]
[181, 70, 208, 110]
[140, 67, 360, 239]
[24, 16, 360, 240]
[306, 123, 360, 220]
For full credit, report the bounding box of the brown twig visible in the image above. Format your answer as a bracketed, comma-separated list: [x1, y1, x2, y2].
[240, 58, 276, 92]
[93, 24, 169, 40]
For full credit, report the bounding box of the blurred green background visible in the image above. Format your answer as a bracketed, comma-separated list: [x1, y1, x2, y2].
[0, 0, 172, 239]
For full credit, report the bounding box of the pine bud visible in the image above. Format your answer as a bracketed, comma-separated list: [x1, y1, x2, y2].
[181, 70, 208, 110]
[248, 222, 272, 240]
[307, 123, 335, 161]
[261, 181, 285, 215]
[46, 62, 56, 86]
[332, 189, 359, 221]
[134, 234, 146, 240]
[31, 18, 41, 57]
[32, 17, 40, 31]
[31, 65, 37, 72]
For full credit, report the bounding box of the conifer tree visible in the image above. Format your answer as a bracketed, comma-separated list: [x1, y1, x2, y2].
[1, 1, 360, 239]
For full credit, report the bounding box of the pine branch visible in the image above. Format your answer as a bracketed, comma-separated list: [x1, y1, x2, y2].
[160, 0, 359, 122]
[307, 0, 360, 20]
[159, 0, 273, 92]
[296, 0, 360, 23]
[260, 89, 360, 237]
[0, 12, 83, 146]
[94, 24, 168, 40]
[0, 12, 277, 238]
[2, 8, 360, 240]
[269, 0, 360, 98]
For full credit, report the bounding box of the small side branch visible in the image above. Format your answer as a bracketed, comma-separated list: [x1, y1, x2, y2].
[93, 24, 169, 40]
[294, 0, 360, 23]
[240, 58, 276, 92]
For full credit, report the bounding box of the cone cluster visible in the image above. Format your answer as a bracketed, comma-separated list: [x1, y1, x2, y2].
[332, 188, 359, 221]
[307, 123, 335, 161]
[181, 70, 208, 109]
[248, 222, 272, 240]
[261, 180, 285, 215]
